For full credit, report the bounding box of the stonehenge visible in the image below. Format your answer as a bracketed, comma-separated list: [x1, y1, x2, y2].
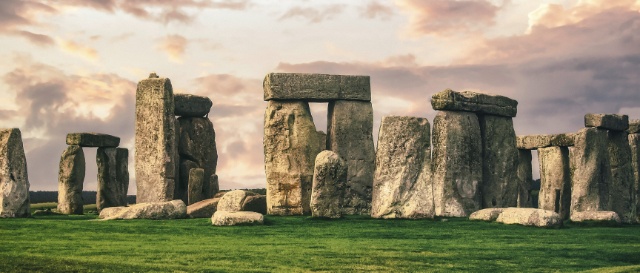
[311, 150, 347, 218]
[0, 128, 30, 217]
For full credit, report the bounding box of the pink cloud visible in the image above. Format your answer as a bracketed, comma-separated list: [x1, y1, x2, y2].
[156, 34, 188, 62]
[361, 1, 395, 20]
[397, 0, 500, 36]
[279, 4, 345, 23]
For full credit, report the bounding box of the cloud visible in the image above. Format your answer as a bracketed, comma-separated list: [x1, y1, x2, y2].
[396, 0, 500, 36]
[157, 34, 188, 62]
[11, 30, 55, 46]
[279, 4, 346, 23]
[527, 0, 640, 32]
[361, 1, 395, 20]
[59, 39, 99, 61]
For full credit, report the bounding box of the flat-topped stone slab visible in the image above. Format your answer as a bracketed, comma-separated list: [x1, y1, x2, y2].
[495, 208, 562, 227]
[263, 73, 370, 102]
[211, 211, 264, 226]
[66, 133, 120, 147]
[584, 113, 629, 131]
[431, 89, 518, 117]
[516, 133, 575, 150]
[174, 94, 212, 117]
[628, 119, 640, 133]
[570, 211, 621, 224]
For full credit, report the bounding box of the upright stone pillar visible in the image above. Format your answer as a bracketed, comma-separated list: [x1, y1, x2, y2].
[328, 100, 375, 215]
[608, 130, 636, 223]
[311, 150, 347, 218]
[177, 117, 217, 203]
[0, 128, 30, 217]
[571, 127, 612, 214]
[58, 145, 85, 214]
[516, 149, 533, 208]
[264, 101, 323, 215]
[629, 120, 640, 221]
[479, 115, 519, 208]
[538, 146, 571, 219]
[432, 111, 482, 217]
[135, 73, 176, 203]
[97, 147, 128, 211]
[188, 168, 205, 205]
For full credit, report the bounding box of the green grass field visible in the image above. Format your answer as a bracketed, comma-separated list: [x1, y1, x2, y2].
[1, 212, 639, 272]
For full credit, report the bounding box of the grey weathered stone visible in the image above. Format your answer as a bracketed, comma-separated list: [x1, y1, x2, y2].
[177, 159, 197, 203]
[538, 147, 571, 220]
[480, 115, 519, 209]
[174, 93, 212, 117]
[217, 190, 257, 212]
[328, 100, 375, 215]
[66, 132, 120, 148]
[99, 200, 186, 220]
[263, 73, 371, 102]
[96, 148, 128, 211]
[628, 120, 640, 134]
[264, 101, 323, 215]
[495, 208, 562, 227]
[317, 131, 327, 150]
[177, 117, 218, 202]
[585, 113, 629, 131]
[516, 133, 575, 150]
[570, 211, 621, 224]
[211, 211, 264, 226]
[608, 130, 636, 223]
[469, 208, 505, 221]
[431, 89, 518, 117]
[135, 75, 176, 203]
[187, 197, 220, 218]
[516, 149, 533, 208]
[0, 128, 30, 218]
[571, 128, 612, 214]
[210, 174, 219, 198]
[311, 150, 347, 218]
[432, 111, 482, 217]
[372, 116, 434, 219]
[242, 195, 267, 214]
[57, 145, 85, 215]
[630, 133, 640, 221]
[187, 168, 204, 205]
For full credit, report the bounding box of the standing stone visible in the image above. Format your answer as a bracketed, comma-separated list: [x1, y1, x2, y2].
[571, 128, 612, 214]
[97, 147, 128, 211]
[327, 100, 375, 215]
[58, 145, 85, 215]
[311, 150, 347, 218]
[538, 147, 571, 220]
[188, 168, 204, 205]
[264, 101, 323, 215]
[432, 111, 482, 217]
[516, 149, 533, 208]
[174, 118, 181, 204]
[608, 130, 636, 223]
[210, 174, 219, 197]
[372, 116, 434, 219]
[135, 74, 176, 203]
[479, 115, 519, 209]
[0, 128, 30, 217]
[177, 117, 217, 202]
[630, 133, 640, 221]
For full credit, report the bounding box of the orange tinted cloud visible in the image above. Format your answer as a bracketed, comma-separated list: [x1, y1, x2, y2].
[397, 0, 500, 36]
[157, 34, 188, 62]
[528, 0, 640, 32]
[59, 39, 99, 61]
[279, 4, 345, 23]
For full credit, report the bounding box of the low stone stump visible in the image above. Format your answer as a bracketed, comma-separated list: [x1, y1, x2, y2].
[66, 133, 120, 147]
[211, 211, 264, 226]
[218, 190, 258, 212]
[585, 113, 629, 131]
[187, 197, 220, 218]
[570, 211, 621, 224]
[311, 150, 347, 218]
[469, 208, 505, 222]
[495, 208, 562, 227]
[99, 200, 186, 220]
[174, 93, 212, 117]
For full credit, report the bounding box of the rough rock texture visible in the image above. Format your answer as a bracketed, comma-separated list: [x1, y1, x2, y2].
[57, 145, 85, 215]
[538, 147, 571, 219]
[516, 134, 575, 150]
[96, 148, 129, 211]
[187, 197, 220, 218]
[480, 115, 519, 209]
[585, 113, 629, 131]
[242, 195, 267, 214]
[187, 168, 204, 205]
[264, 101, 323, 215]
[630, 133, 640, 221]
[0, 128, 30, 218]
[210, 174, 219, 198]
[66, 133, 120, 147]
[99, 200, 186, 220]
[628, 120, 640, 134]
[217, 190, 257, 212]
[211, 211, 264, 226]
[571, 128, 612, 214]
[174, 93, 212, 117]
[310, 150, 347, 218]
[135, 75, 176, 203]
[608, 130, 636, 223]
[495, 208, 562, 227]
[432, 111, 482, 217]
[431, 89, 518, 117]
[372, 116, 434, 219]
[469, 208, 505, 221]
[516, 149, 533, 208]
[177, 117, 218, 203]
[328, 100, 375, 215]
[570, 211, 621, 224]
[263, 73, 371, 102]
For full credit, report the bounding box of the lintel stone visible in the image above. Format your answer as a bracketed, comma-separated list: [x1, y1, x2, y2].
[66, 133, 120, 147]
[174, 94, 212, 117]
[431, 89, 518, 117]
[263, 73, 370, 102]
[516, 133, 575, 150]
[584, 113, 629, 131]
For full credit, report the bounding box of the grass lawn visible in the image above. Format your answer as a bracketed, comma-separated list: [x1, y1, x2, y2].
[1, 213, 639, 272]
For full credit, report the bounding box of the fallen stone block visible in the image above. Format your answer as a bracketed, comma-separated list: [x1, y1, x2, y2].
[174, 93, 212, 117]
[211, 211, 264, 226]
[431, 89, 518, 117]
[516, 133, 575, 150]
[187, 197, 220, 218]
[0, 128, 30, 218]
[469, 208, 505, 222]
[263, 73, 371, 102]
[66, 133, 120, 147]
[311, 150, 347, 219]
[99, 200, 186, 220]
[242, 195, 267, 214]
[217, 190, 258, 212]
[584, 113, 629, 131]
[570, 211, 621, 224]
[495, 208, 562, 227]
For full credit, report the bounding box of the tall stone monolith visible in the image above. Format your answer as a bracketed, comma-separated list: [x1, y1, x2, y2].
[479, 115, 519, 208]
[58, 145, 85, 214]
[538, 146, 571, 220]
[516, 149, 533, 208]
[630, 132, 640, 221]
[264, 101, 323, 215]
[0, 128, 30, 217]
[97, 147, 128, 211]
[608, 130, 636, 223]
[327, 100, 375, 215]
[571, 127, 611, 214]
[432, 111, 482, 217]
[135, 73, 177, 203]
[177, 117, 217, 203]
[311, 150, 347, 218]
[188, 168, 204, 205]
[372, 116, 434, 219]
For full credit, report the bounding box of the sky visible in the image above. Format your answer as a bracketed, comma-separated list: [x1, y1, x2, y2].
[0, 0, 639, 193]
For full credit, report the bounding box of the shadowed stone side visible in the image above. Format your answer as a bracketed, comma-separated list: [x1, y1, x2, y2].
[432, 111, 482, 217]
[372, 116, 434, 219]
[431, 89, 518, 117]
[0, 128, 30, 218]
[177, 117, 218, 203]
[57, 145, 85, 215]
[97, 147, 128, 211]
[630, 133, 640, 221]
[263, 73, 371, 101]
[311, 150, 347, 218]
[174, 93, 212, 117]
[66, 133, 120, 148]
[480, 115, 519, 209]
[264, 101, 323, 215]
[188, 168, 204, 205]
[135, 75, 176, 203]
[328, 100, 375, 215]
[584, 113, 629, 131]
[538, 147, 571, 220]
[608, 130, 636, 223]
[516, 149, 533, 208]
[571, 128, 611, 214]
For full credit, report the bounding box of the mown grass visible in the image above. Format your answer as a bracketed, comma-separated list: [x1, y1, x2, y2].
[0, 213, 639, 272]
